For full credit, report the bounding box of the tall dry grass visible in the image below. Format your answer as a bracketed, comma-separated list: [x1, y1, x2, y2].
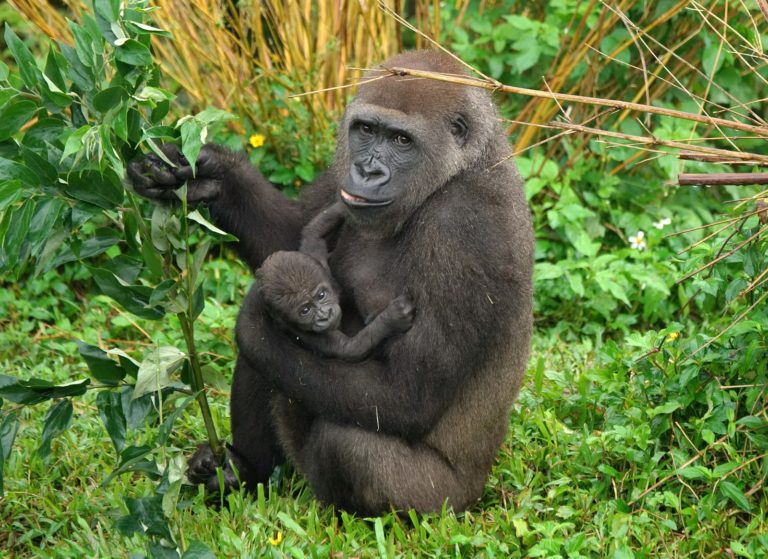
[9, 0, 473, 137]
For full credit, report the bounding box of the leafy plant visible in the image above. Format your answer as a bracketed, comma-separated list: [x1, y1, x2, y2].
[0, 1, 233, 555]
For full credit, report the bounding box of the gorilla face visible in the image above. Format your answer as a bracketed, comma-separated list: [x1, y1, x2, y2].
[292, 281, 342, 333]
[341, 118, 421, 209]
[338, 103, 471, 228]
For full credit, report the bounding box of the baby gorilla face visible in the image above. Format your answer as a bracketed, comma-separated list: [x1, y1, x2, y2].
[294, 282, 342, 333]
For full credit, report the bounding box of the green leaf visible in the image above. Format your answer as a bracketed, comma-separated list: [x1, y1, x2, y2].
[4, 25, 41, 90]
[89, 267, 165, 319]
[0, 60, 8, 82]
[133, 346, 186, 400]
[0, 157, 39, 188]
[96, 391, 127, 453]
[0, 100, 39, 141]
[0, 412, 19, 496]
[187, 210, 229, 236]
[0, 375, 89, 405]
[156, 396, 194, 446]
[37, 399, 74, 461]
[93, 86, 128, 113]
[0, 413, 19, 461]
[647, 400, 682, 417]
[179, 119, 204, 176]
[104, 444, 159, 486]
[720, 480, 751, 512]
[181, 541, 215, 559]
[64, 169, 124, 209]
[77, 341, 126, 385]
[117, 495, 172, 540]
[114, 39, 152, 66]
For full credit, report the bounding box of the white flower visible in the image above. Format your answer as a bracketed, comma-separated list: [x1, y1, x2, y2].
[653, 217, 672, 230]
[629, 230, 647, 250]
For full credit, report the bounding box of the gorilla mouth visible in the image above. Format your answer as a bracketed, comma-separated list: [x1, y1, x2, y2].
[340, 189, 392, 208]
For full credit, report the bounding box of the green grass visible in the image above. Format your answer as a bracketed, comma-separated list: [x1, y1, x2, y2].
[1, 262, 766, 559]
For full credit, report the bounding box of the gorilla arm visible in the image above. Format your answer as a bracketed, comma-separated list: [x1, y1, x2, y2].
[127, 143, 326, 270]
[236, 248, 505, 441]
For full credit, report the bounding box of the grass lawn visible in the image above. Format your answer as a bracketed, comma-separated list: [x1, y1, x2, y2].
[1, 262, 765, 558]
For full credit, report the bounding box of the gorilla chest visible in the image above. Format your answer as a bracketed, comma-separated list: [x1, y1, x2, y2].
[330, 237, 402, 323]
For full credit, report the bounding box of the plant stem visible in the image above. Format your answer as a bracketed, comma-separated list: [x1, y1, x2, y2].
[177, 311, 222, 458]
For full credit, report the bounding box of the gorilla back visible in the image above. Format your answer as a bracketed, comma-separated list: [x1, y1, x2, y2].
[131, 50, 533, 515]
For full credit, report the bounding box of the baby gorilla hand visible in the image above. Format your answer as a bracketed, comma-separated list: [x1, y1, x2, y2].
[383, 295, 415, 332]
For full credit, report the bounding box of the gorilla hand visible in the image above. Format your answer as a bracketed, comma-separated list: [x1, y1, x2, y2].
[381, 295, 415, 333]
[127, 143, 243, 204]
[187, 442, 243, 495]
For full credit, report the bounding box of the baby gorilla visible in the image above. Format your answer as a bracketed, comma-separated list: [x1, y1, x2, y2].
[245, 202, 415, 362]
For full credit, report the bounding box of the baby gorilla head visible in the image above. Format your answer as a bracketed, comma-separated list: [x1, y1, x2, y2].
[257, 251, 342, 333]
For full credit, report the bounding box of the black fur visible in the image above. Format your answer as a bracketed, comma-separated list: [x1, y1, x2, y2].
[128, 50, 533, 515]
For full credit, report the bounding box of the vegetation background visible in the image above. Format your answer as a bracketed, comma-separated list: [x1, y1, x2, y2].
[1, 0, 767, 557]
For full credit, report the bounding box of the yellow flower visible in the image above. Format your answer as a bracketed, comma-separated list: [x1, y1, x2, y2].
[667, 332, 680, 341]
[249, 134, 266, 149]
[269, 531, 283, 546]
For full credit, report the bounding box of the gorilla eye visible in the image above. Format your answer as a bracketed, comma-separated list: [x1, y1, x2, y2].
[393, 134, 412, 146]
[317, 288, 327, 301]
[359, 123, 374, 135]
[299, 305, 311, 317]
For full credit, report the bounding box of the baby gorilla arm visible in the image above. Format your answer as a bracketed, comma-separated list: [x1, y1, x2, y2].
[299, 201, 346, 268]
[299, 295, 414, 362]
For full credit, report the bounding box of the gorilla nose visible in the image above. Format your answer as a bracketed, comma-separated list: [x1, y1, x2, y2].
[352, 161, 391, 188]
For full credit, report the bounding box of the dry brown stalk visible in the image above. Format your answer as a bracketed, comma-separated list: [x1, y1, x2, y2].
[678, 173, 768, 186]
[387, 66, 768, 139]
[547, 121, 768, 163]
[679, 152, 768, 166]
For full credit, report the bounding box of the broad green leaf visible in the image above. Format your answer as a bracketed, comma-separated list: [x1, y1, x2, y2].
[115, 39, 152, 66]
[180, 541, 215, 559]
[37, 399, 74, 460]
[93, 86, 128, 113]
[0, 60, 8, 81]
[133, 346, 186, 399]
[179, 119, 204, 176]
[4, 25, 41, 90]
[0, 100, 39, 141]
[0, 412, 19, 461]
[720, 480, 751, 512]
[96, 391, 127, 452]
[0, 157, 39, 187]
[64, 169, 124, 209]
[89, 267, 165, 319]
[647, 400, 682, 417]
[77, 341, 126, 384]
[0, 376, 89, 405]
[120, 496, 172, 539]
[0, 180, 22, 211]
[103, 444, 159, 486]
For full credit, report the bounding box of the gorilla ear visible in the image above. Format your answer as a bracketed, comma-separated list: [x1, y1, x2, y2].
[450, 115, 469, 147]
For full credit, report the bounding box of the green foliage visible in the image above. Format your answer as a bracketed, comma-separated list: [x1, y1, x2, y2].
[2, 0, 768, 557]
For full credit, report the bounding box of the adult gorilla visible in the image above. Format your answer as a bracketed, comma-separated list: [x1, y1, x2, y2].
[128, 50, 533, 515]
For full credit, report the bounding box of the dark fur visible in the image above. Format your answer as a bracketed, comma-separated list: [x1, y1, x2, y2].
[129, 50, 533, 515]
[250, 249, 413, 362]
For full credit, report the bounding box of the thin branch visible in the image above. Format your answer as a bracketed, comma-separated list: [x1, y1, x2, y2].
[547, 121, 768, 164]
[679, 152, 768, 166]
[387, 66, 768, 138]
[678, 173, 768, 186]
